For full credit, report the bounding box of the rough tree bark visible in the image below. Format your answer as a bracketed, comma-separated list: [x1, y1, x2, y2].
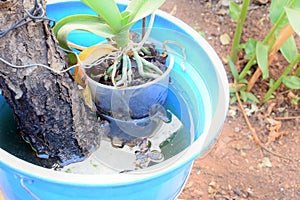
[0, 0, 108, 167]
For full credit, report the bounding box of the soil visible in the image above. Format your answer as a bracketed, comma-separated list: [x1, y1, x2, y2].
[160, 0, 300, 199]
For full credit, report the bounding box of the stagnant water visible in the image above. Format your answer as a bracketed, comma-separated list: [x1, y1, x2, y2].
[0, 83, 195, 174]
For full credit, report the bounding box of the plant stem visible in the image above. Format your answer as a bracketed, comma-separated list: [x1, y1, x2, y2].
[238, 0, 296, 81]
[238, 55, 256, 80]
[229, 0, 251, 63]
[263, 54, 300, 102]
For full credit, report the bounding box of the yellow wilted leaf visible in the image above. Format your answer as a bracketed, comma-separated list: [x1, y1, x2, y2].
[78, 43, 118, 64]
[74, 66, 87, 87]
[81, 84, 96, 111]
[74, 44, 117, 87]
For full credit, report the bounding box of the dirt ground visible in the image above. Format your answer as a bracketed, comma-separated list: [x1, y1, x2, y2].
[160, 0, 300, 199]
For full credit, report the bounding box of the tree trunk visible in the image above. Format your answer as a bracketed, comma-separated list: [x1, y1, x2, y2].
[0, 0, 108, 167]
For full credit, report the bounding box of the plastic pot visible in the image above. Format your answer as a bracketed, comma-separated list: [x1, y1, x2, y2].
[0, 0, 229, 199]
[86, 53, 174, 119]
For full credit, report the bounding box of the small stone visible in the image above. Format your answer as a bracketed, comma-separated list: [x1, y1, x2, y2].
[240, 150, 246, 157]
[111, 137, 125, 148]
[234, 127, 241, 133]
[208, 186, 215, 194]
[247, 187, 254, 196]
[221, 0, 230, 7]
[209, 181, 217, 187]
[260, 157, 272, 168]
[228, 109, 237, 117]
[228, 184, 232, 190]
[234, 188, 243, 196]
[217, 8, 227, 16]
[220, 33, 231, 45]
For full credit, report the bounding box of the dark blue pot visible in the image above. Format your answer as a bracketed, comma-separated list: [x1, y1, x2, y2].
[88, 56, 174, 119]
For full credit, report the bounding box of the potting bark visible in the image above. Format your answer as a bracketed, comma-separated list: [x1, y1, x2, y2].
[0, 0, 108, 167]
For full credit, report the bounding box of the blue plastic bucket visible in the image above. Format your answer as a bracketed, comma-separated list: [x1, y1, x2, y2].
[0, 0, 229, 199]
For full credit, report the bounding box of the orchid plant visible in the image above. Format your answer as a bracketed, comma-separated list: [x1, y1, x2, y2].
[53, 0, 167, 87]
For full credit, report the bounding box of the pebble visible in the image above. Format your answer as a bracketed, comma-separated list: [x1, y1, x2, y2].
[234, 127, 241, 133]
[209, 181, 217, 187]
[208, 186, 214, 194]
[221, 0, 230, 7]
[230, 159, 239, 165]
[110, 137, 125, 148]
[234, 188, 243, 196]
[220, 33, 231, 45]
[228, 109, 237, 117]
[259, 157, 273, 168]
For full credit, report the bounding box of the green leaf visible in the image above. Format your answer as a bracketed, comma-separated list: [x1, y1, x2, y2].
[240, 91, 259, 103]
[121, 11, 131, 26]
[285, 7, 300, 36]
[230, 96, 237, 104]
[81, 0, 122, 33]
[239, 79, 248, 85]
[245, 92, 259, 103]
[244, 38, 257, 60]
[230, 87, 237, 93]
[124, 0, 166, 26]
[256, 42, 269, 79]
[229, 1, 241, 22]
[270, 0, 290, 25]
[280, 35, 298, 63]
[282, 75, 300, 89]
[53, 14, 114, 50]
[199, 31, 206, 38]
[291, 95, 300, 105]
[240, 85, 247, 91]
[240, 91, 247, 102]
[228, 57, 239, 81]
